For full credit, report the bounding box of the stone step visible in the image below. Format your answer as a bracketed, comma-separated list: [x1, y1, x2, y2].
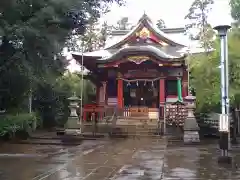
[116, 121, 158, 126]
[111, 126, 160, 136]
[117, 118, 158, 123]
[110, 131, 162, 137]
[119, 116, 149, 119]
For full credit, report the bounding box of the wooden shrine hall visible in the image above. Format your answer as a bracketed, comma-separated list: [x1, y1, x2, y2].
[72, 14, 189, 121]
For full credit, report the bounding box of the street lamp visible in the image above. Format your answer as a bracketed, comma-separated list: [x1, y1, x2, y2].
[214, 24, 232, 164]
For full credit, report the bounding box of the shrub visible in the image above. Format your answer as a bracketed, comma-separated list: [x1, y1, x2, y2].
[0, 112, 38, 138]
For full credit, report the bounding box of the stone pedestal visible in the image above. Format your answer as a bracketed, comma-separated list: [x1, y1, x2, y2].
[64, 95, 81, 135]
[183, 95, 200, 144]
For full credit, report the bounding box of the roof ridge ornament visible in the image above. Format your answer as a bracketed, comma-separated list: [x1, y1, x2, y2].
[139, 13, 152, 24]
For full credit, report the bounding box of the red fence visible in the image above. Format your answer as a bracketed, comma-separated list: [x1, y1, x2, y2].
[82, 104, 105, 121]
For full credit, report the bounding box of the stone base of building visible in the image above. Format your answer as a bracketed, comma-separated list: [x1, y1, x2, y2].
[64, 128, 82, 136]
[183, 131, 200, 144]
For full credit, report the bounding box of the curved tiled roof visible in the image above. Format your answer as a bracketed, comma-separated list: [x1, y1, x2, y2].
[104, 14, 187, 49]
[98, 45, 185, 63]
[71, 14, 206, 63]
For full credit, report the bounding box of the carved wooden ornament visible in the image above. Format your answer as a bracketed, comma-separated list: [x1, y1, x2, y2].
[127, 56, 149, 64]
[136, 27, 150, 39]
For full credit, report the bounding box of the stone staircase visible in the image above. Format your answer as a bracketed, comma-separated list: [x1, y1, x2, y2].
[110, 116, 162, 138]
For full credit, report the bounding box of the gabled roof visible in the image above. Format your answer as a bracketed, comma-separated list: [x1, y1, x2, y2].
[72, 14, 196, 68]
[104, 14, 187, 49]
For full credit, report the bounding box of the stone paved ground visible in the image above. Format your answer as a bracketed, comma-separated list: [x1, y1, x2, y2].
[0, 138, 166, 180]
[1, 137, 240, 179]
[163, 140, 240, 180]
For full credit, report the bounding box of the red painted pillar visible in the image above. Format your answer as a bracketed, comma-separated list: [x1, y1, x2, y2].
[159, 78, 165, 118]
[159, 78, 165, 103]
[117, 79, 123, 108]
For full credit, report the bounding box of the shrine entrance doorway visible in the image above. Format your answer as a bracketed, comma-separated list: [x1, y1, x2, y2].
[123, 80, 159, 108]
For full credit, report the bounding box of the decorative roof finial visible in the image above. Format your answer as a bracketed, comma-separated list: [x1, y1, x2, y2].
[139, 12, 152, 24]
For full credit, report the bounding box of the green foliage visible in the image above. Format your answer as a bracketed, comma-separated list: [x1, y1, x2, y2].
[191, 0, 240, 112]
[185, 0, 215, 51]
[0, 112, 38, 137]
[190, 52, 220, 112]
[66, 20, 111, 52]
[185, 0, 214, 28]
[230, 0, 240, 23]
[191, 29, 240, 112]
[0, 0, 123, 128]
[34, 72, 95, 128]
[57, 72, 95, 103]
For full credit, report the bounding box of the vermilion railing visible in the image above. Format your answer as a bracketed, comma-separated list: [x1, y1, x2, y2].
[82, 104, 105, 121]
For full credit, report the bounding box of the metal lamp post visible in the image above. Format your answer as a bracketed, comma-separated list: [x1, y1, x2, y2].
[214, 24, 232, 164]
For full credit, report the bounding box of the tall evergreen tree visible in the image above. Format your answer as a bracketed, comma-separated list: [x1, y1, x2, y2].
[230, 0, 240, 25]
[66, 20, 111, 52]
[185, 0, 215, 51]
[0, 0, 123, 112]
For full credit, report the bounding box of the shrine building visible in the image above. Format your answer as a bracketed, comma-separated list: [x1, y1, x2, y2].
[72, 14, 191, 120]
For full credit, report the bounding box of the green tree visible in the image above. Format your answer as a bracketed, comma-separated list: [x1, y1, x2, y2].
[230, 0, 240, 24]
[185, 0, 215, 51]
[0, 0, 123, 111]
[34, 71, 95, 127]
[190, 30, 240, 112]
[99, 21, 110, 48]
[67, 20, 111, 52]
[0, 0, 124, 129]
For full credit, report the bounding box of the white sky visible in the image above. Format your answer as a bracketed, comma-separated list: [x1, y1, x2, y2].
[101, 0, 232, 27]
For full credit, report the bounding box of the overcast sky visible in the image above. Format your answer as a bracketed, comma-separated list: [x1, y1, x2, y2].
[101, 0, 232, 27]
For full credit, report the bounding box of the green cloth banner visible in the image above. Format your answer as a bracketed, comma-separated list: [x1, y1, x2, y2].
[177, 78, 183, 102]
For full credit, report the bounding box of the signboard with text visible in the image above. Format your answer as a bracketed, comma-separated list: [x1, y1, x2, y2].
[219, 114, 229, 132]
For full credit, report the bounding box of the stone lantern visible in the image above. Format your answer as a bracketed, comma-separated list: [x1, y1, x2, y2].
[64, 94, 81, 135]
[183, 95, 200, 143]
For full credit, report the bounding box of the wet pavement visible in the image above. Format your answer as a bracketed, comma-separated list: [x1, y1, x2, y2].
[1, 137, 240, 179]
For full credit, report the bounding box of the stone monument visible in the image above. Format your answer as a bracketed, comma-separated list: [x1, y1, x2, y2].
[64, 94, 81, 135]
[183, 95, 200, 143]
